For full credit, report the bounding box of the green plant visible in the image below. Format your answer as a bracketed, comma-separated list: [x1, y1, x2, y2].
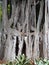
[0, 4, 2, 22]
[35, 58, 49, 65]
[2, 54, 32, 65]
[7, 4, 10, 17]
[15, 54, 32, 65]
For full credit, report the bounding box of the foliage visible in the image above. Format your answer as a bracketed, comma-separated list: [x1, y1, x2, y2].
[0, 3, 10, 22]
[15, 54, 32, 65]
[0, 54, 32, 65]
[0, 4, 2, 22]
[35, 58, 49, 65]
[7, 4, 10, 18]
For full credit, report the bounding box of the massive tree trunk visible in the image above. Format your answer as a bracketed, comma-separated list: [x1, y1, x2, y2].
[0, 0, 46, 61]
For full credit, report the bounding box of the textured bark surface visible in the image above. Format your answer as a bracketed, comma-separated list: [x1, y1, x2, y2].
[43, 0, 49, 59]
[0, 0, 47, 61]
[34, 0, 44, 59]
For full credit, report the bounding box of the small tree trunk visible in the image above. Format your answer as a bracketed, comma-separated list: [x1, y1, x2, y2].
[3, 33, 16, 61]
[44, 0, 48, 59]
[34, 0, 44, 59]
[0, 0, 7, 60]
[1, 0, 16, 61]
[18, 36, 23, 56]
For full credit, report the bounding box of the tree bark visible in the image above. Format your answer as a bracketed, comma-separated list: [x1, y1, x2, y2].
[0, 0, 7, 60]
[34, 0, 44, 59]
[1, 0, 16, 61]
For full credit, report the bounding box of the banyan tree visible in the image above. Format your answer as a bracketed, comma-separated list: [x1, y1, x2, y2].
[0, 0, 49, 62]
